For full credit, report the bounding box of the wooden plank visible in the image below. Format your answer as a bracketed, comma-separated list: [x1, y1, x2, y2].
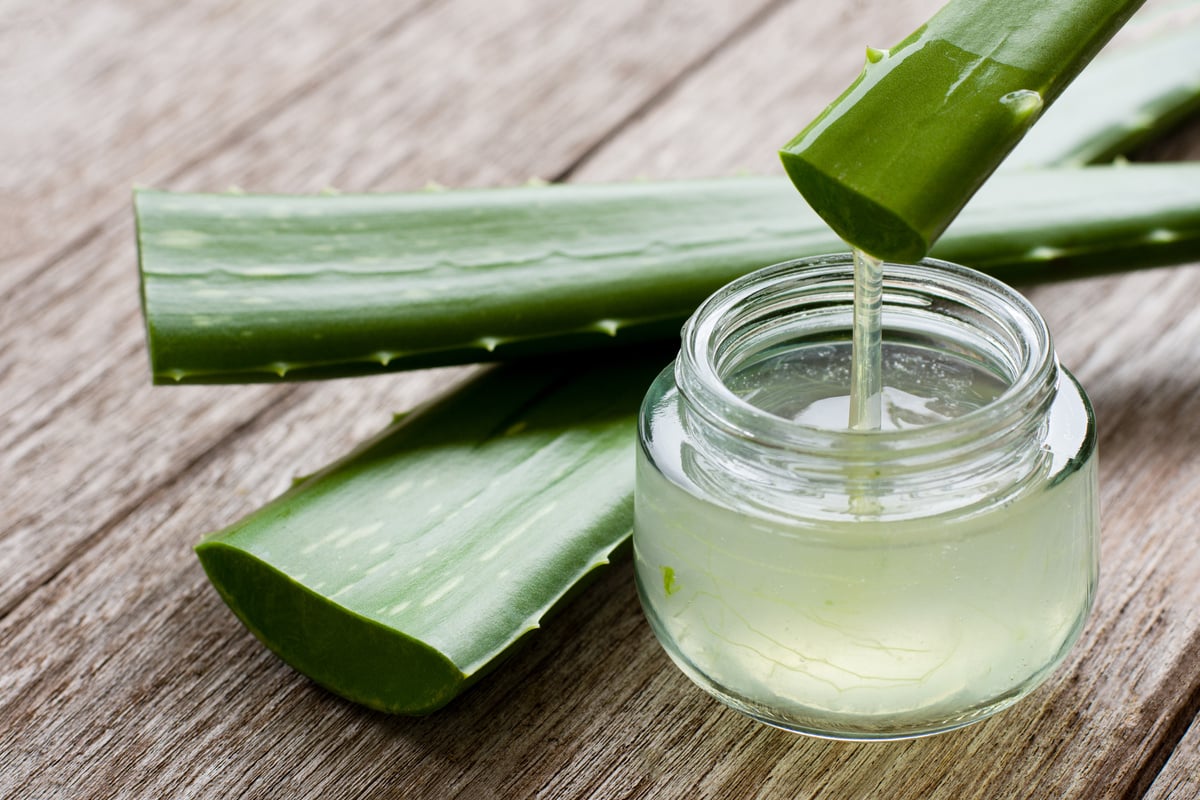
[155, 0, 788, 193]
[4, 1, 1200, 798]
[1146, 711, 1200, 800]
[0, 0, 784, 614]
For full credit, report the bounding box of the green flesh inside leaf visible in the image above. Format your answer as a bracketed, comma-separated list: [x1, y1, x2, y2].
[196, 352, 668, 714]
[778, 0, 1146, 260]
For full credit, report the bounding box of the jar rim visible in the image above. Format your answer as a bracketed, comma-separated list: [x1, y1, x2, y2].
[676, 253, 1057, 457]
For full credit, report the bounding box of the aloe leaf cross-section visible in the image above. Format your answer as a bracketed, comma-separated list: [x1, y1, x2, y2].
[196, 352, 666, 714]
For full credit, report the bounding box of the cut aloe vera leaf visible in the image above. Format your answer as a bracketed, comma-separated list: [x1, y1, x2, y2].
[137, 164, 1200, 384]
[778, 0, 1145, 261]
[196, 351, 667, 714]
[1008, 19, 1200, 168]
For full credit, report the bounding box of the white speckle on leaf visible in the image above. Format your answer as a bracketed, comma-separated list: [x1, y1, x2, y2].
[593, 319, 620, 336]
[382, 600, 411, 616]
[999, 89, 1043, 119]
[478, 503, 558, 561]
[387, 480, 413, 499]
[1026, 246, 1063, 261]
[243, 266, 288, 277]
[157, 229, 210, 248]
[421, 575, 464, 607]
[300, 526, 348, 555]
[334, 522, 384, 548]
[1145, 228, 1179, 243]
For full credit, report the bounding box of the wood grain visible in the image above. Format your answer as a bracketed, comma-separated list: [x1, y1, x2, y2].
[3, 0, 1200, 797]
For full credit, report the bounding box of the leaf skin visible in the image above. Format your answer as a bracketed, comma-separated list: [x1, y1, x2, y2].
[778, 0, 1145, 260]
[195, 351, 669, 714]
[1008, 17, 1200, 168]
[138, 165, 1200, 383]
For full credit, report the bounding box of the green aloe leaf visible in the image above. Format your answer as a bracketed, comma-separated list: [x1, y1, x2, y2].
[197, 351, 668, 714]
[1007, 18, 1200, 168]
[138, 164, 1200, 384]
[778, 0, 1145, 260]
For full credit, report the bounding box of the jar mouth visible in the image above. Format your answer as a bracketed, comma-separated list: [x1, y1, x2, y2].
[677, 254, 1057, 458]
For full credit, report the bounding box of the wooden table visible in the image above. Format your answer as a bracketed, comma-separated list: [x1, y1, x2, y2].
[4, 0, 1200, 797]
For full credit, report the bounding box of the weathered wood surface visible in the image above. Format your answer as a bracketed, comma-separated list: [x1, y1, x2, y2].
[2, 0, 1199, 798]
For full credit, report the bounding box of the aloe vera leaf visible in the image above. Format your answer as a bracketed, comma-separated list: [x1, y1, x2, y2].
[196, 351, 667, 714]
[931, 164, 1200, 278]
[137, 164, 1200, 384]
[778, 0, 1145, 261]
[1007, 19, 1200, 168]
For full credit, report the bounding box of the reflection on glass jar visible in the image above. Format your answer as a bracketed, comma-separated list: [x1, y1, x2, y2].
[634, 255, 1098, 740]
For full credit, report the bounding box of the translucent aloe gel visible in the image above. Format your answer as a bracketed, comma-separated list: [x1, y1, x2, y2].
[633, 256, 1097, 739]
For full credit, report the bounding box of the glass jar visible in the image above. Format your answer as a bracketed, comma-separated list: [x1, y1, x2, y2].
[634, 254, 1098, 740]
